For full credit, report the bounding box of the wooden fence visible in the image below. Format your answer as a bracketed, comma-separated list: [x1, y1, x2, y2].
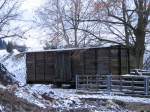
[76, 75, 150, 96]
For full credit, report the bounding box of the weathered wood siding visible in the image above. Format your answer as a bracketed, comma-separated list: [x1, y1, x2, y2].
[97, 48, 110, 75]
[45, 51, 56, 82]
[26, 46, 135, 84]
[26, 52, 35, 82]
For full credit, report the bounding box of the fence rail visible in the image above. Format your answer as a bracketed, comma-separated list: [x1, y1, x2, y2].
[76, 75, 150, 96]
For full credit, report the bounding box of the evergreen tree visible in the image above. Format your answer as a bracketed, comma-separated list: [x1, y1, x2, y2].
[0, 39, 3, 49]
[6, 42, 13, 53]
[0, 39, 6, 49]
[2, 40, 7, 49]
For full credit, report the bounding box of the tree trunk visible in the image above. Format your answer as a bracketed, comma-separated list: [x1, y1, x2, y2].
[134, 28, 145, 69]
[134, 47, 144, 69]
[74, 28, 78, 47]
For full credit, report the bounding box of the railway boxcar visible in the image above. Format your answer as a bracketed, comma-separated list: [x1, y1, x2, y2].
[26, 45, 135, 84]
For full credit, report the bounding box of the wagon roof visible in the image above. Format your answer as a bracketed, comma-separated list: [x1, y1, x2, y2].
[25, 45, 125, 53]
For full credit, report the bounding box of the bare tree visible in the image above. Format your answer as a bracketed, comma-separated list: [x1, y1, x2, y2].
[0, 0, 23, 40]
[76, 0, 150, 68]
[37, 0, 150, 68]
[37, 0, 102, 47]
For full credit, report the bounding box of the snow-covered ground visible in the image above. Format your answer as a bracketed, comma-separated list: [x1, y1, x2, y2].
[0, 50, 26, 85]
[31, 85, 150, 105]
[1, 49, 150, 111]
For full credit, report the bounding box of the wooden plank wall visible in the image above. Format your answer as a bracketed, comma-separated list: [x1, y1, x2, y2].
[84, 49, 96, 75]
[45, 51, 56, 82]
[97, 48, 110, 75]
[35, 52, 45, 81]
[56, 51, 72, 82]
[26, 46, 134, 84]
[110, 48, 120, 75]
[26, 52, 35, 82]
[71, 50, 84, 77]
[120, 48, 129, 74]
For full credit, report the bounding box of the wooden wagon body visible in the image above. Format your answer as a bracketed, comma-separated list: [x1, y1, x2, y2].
[26, 45, 135, 84]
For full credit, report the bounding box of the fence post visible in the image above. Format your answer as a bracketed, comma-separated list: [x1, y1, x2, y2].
[132, 76, 134, 93]
[120, 76, 122, 92]
[107, 75, 112, 94]
[86, 76, 89, 90]
[144, 77, 149, 96]
[96, 74, 98, 90]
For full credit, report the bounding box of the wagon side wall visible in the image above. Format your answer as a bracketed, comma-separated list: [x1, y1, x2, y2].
[26, 46, 136, 84]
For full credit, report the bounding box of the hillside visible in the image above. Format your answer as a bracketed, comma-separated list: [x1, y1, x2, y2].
[0, 50, 150, 112]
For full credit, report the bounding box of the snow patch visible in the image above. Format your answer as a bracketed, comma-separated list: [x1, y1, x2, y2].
[31, 84, 53, 94]
[0, 51, 26, 85]
[15, 86, 46, 108]
[77, 94, 150, 104]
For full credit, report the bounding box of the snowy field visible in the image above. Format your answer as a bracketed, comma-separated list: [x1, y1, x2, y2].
[1, 49, 150, 111]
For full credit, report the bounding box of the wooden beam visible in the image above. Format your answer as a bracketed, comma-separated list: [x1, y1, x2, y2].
[94, 48, 97, 75]
[118, 45, 122, 75]
[34, 53, 36, 81]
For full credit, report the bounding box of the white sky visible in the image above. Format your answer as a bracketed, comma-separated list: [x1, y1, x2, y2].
[21, 0, 45, 20]
[20, 0, 150, 52]
[19, 0, 45, 49]
[22, 0, 43, 11]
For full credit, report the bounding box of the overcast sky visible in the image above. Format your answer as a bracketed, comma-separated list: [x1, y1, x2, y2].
[22, 0, 43, 13]
[17, 0, 45, 50]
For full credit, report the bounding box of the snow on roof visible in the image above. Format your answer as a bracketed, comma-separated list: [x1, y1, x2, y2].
[26, 45, 121, 53]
